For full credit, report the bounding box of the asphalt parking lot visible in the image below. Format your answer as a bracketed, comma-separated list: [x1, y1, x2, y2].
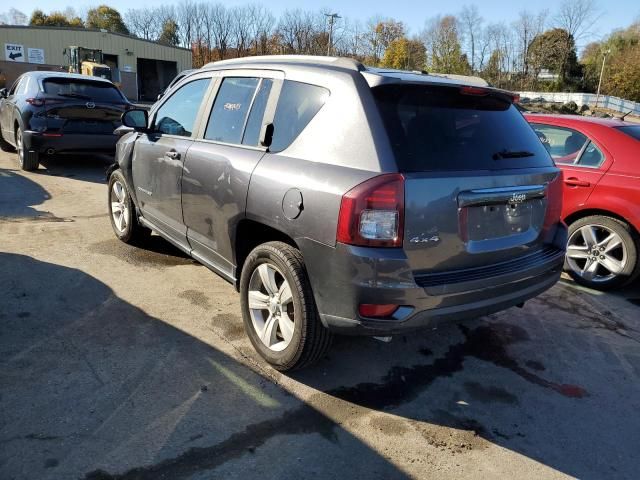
[1, 150, 640, 480]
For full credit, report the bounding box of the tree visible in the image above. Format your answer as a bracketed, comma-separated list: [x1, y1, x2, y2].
[528, 28, 579, 85]
[158, 20, 179, 46]
[459, 5, 482, 72]
[512, 10, 547, 83]
[423, 15, 471, 74]
[380, 37, 427, 70]
[363, 18, 405, 64]
[86, 5, 129, 34]
[0, 8, 28, 25]
[29, 9, 83, 28]
[581, 22, 640, 101]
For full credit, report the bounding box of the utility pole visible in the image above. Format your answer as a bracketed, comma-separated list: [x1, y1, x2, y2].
[595, 48, 611, 111]
[325, 13, 341, 56]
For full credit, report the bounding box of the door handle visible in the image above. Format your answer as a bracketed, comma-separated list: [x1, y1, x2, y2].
[165, 150, 181, 160]
[564, 177, 590, 187]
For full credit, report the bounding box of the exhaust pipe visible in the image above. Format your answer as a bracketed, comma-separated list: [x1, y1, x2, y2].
[46, 148, 55, 155]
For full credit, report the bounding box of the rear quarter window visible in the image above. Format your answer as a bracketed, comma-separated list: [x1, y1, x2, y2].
[270, 81, 329, 152]
[43, 79, 124, 102]
[373, 84, 553, 172]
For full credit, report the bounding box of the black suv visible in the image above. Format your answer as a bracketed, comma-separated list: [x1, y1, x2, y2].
[0, 71, 131, 170]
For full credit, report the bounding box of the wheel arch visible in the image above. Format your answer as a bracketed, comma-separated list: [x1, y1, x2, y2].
[564, 208, 639, 237]
[234, 219, 299, 291]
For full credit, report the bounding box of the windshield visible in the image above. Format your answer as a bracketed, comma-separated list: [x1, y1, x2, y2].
[373, 84, 553, 172]
[615, 125, 640, 142]
[43, 79, 123, 102]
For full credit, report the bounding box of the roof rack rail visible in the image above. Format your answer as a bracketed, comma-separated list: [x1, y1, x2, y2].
[203, 55, 364, 72]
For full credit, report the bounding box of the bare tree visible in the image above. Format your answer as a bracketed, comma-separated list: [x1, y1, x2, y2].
[512, 9, 547, 80]
[459, 5, 482, 72]
[554, 0, 600, 41]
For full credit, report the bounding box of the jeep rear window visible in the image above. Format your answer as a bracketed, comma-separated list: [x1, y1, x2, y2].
[615, 125, 640, 141]
[270, 81, 329, 152]
[373, 84, 553, 172]
[43, 79, 124, 102]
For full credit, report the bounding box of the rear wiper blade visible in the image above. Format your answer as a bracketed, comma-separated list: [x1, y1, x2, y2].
[56, 92, 92, 100]
[492, 150, 535, 160]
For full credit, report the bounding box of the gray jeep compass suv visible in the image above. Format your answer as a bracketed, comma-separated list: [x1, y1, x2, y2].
[108, 55, 566, 370]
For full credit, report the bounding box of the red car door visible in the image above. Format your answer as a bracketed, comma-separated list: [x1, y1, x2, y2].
[529, 122, 610, 217]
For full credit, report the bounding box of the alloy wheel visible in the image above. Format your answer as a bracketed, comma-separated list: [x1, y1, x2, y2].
[110, 180, 130, 233]
[247, 263, 295, 352]
[566, 224, 628, 284]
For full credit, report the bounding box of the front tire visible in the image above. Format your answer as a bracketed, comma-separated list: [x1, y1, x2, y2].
[108, 169, 150, 245]
[240, 241, 332, 371]
[565, 215, 639, 290]
[16, 127, 39, 171]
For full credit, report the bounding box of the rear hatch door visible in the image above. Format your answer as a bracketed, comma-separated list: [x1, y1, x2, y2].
[373, 83, 562, 275]
[40, 78, 128, 134]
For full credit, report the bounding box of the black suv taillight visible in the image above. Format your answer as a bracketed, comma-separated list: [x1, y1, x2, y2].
[336, 174, 404, 247]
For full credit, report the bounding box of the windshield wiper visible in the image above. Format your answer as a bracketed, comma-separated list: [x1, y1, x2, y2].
[492, 150, 535, 160]
[56, 92, 92, 100]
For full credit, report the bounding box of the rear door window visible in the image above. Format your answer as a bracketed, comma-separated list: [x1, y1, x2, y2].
[204, 77, 259, 144]
[242, 79, 273, 146]
[43, 79, 124, 102]
[270, 81, 329, 152]
[154, 78, 211, 137]
[531, 125, 588, 164]
[373, 84, 553, 171]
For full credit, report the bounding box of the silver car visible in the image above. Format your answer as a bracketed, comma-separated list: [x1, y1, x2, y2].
[108, 55, 566, 370]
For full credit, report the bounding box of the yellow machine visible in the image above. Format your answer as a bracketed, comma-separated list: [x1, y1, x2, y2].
[65, 46, 112, 81]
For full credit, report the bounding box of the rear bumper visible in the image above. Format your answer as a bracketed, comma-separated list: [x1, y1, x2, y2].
[23, 131, 118, 155]
[299, 223, 567, 336]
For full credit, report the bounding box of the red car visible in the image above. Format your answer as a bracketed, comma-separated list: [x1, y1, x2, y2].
[525, 114, 640, 289]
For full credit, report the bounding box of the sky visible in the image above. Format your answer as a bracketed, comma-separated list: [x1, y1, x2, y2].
[8, 0, 640, 47]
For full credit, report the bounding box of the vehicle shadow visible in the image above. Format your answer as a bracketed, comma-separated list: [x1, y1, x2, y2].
[0, 253, 408, 480]
[290, 281, 640, 480]
[37, 154, 114, 184]
[0, 167, 52, 218]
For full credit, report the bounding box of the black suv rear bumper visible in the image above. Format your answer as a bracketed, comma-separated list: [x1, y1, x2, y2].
[24, 130, 119, 155]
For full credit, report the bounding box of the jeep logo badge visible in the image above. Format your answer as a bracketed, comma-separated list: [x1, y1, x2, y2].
[509, 192, 527, 204]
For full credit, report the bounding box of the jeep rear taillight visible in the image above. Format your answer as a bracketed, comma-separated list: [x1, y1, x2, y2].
[336, 173, 404, 248]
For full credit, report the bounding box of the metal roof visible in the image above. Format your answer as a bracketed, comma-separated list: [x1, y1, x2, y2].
[202, 55, 492, 89]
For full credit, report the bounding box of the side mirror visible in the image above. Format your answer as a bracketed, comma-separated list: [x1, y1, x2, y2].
[259, 123, 274, 148]
[121, 108, 148, 131]
[0, 88, 7, 99]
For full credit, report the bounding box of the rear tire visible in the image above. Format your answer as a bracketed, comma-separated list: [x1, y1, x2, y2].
[108, 169, 150, 245]
[240, 241, 332, 371]
[16, 127, 39, 171]
[565, 215, 639, 290]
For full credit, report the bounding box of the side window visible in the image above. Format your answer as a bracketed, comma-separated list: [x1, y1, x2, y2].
[205, 77, 259, 144]
[154, 78, 210, 137]
[270, 81, 329, 152]
[531, 125, 587, 164]
[242, 79, 273, 146]
[578, 141, 605, 167]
